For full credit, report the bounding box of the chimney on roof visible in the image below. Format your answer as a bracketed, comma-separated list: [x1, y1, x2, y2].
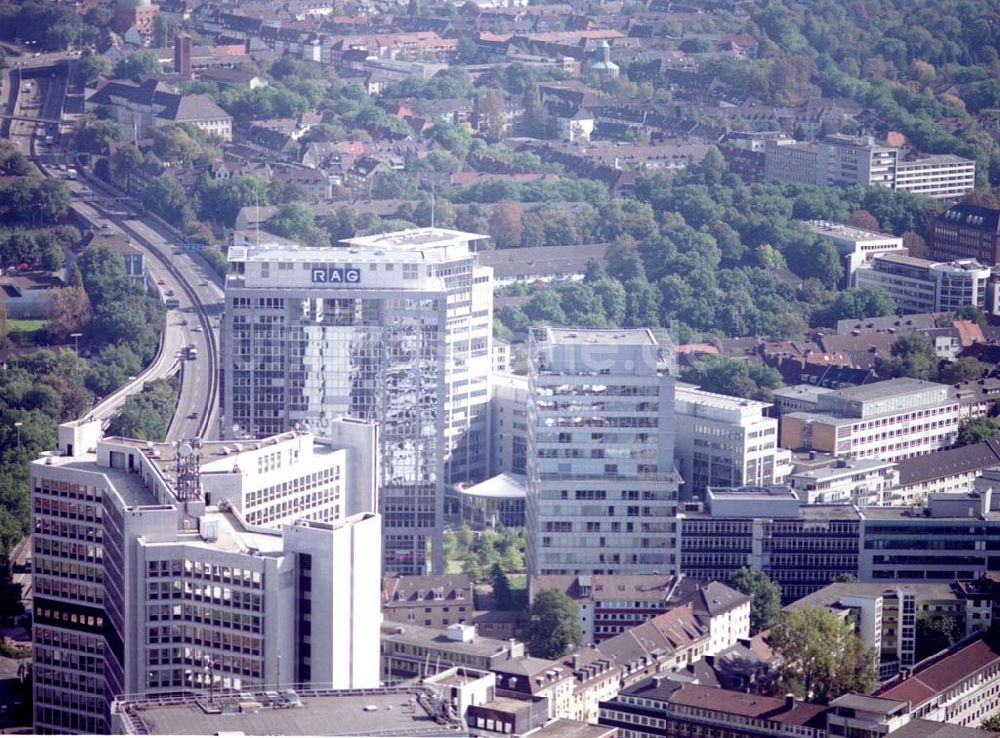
[784, 694, 795, 711]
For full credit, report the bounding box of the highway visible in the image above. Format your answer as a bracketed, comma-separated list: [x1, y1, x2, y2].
[63, 174, 225, 442]
[8, 56, 225, 442]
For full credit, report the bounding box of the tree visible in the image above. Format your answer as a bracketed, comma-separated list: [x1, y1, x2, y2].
[78, 53, 111, 85]
[489, 200, 524, 248]
[955, 416, 1000, 447]
[491, 563, 513, 610]
[877, 333, 938, 380]
[140, 175, 191, 228]
[982, 714, 1000, 732]
[847, 209, 882, 232]
[526, 589, 582, 659]
[77, 245, 135, 307]
[728, 567, 781, 635]
[475, 90, 507, 140]
[114, 51, 162, 79]
[937, 357, 986, 384]
[47, 286, 91, 342]
[769, 606, 877, 703]
[914, 613, 963, 663]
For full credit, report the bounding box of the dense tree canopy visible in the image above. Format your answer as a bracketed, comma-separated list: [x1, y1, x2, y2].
[526, 589, 583, 659]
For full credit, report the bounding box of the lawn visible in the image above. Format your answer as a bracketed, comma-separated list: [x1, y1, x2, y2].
[8, 319, 48, 333]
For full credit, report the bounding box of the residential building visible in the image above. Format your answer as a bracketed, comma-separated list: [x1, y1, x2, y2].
[491, 373, 529, 477]
[854, 253, 994, 314]
[383, 574, 475, 629]
[85, 80, 233, 141]
[526, 328, 681, 577]
[599, 678, 829, 738]
[804, 220, 905, 283]
[492, 656, 575, 721]
[788, 457, 899, 506]
[528, 574, 700, 644]
[876, 636, 1000, 727]
[111, 684, 466, 735]
[381, 622, 524, 682]
[591, 603, 712, 686]
[787, 581, 965, 678]
[893, 443, 1000, 505]
[779, 378, 961, 463]
[221, 228, 493, 575]
[678, 488, 861, 602]
[673, 383, 785, 501]
[32, 419, 380, 734]
[930, 204, 1000, 266]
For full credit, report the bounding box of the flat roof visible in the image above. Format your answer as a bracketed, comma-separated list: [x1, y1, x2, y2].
[342, 227, 487, 250]
[543, 327, 657, 346]
[828, 378, 946, 402]
[806, 220, 898, 242]
[117, 689, 462, 736]
[35, 454, 157, 507]
[530, 718, 616, 738]
[381, 622, 512, 658]
[828, 693, 909, 715]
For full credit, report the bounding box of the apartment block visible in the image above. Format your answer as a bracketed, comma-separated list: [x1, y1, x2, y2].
[779, 378, 960, 463]
[877, 636, 1000, 727]
[673, 383, 786, 500]
[805, 220, 905, 283]
[221, 227, 493, 575]
[854, 253, 994, 314]
[382, 573, 475, 629]
[32, 419, 381, 734]
[930, 204, 1000, 265]
[526, 328, 681, 577]
[788, 457, 899, 506]
[788, 581, 965, 677]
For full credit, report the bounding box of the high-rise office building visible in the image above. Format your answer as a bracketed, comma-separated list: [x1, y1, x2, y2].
[31, 419, 381, 734]
[221, 228, 493, 574]
[526, 327, 681, 577]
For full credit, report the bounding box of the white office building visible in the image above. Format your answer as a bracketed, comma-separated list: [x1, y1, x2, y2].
[765, 135, 975, 201]
[788, 457, 899, 506]
[221, 228, 493, 574]
[854, 253, 993, 314]
[526, 328, 681, 576]
[31, 419, 381, 734]
[804, 220, 905, 283]
[673, 383, 788, 500]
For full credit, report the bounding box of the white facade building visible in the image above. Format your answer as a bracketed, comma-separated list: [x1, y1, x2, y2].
[673, 383, 785, 500]
[788, 457, 899, 506]
[221, 228, 493, 575]
[854, 253, 994, 314]
[31, 419, 381, 734]
[805, 220, 905, 283]
[526, 328, 681, 576]
[765, 135, 975, 200]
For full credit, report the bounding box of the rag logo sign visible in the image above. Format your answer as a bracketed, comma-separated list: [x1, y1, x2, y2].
[312, 267, 362, 284]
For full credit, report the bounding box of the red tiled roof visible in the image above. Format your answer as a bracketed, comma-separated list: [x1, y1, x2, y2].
[668, 685, 827, 726]
[954, 320, 985, 347]
[877, 638, 1000, 709]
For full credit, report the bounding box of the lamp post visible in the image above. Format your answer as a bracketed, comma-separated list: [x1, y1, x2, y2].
[14, 422, 22, 449]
